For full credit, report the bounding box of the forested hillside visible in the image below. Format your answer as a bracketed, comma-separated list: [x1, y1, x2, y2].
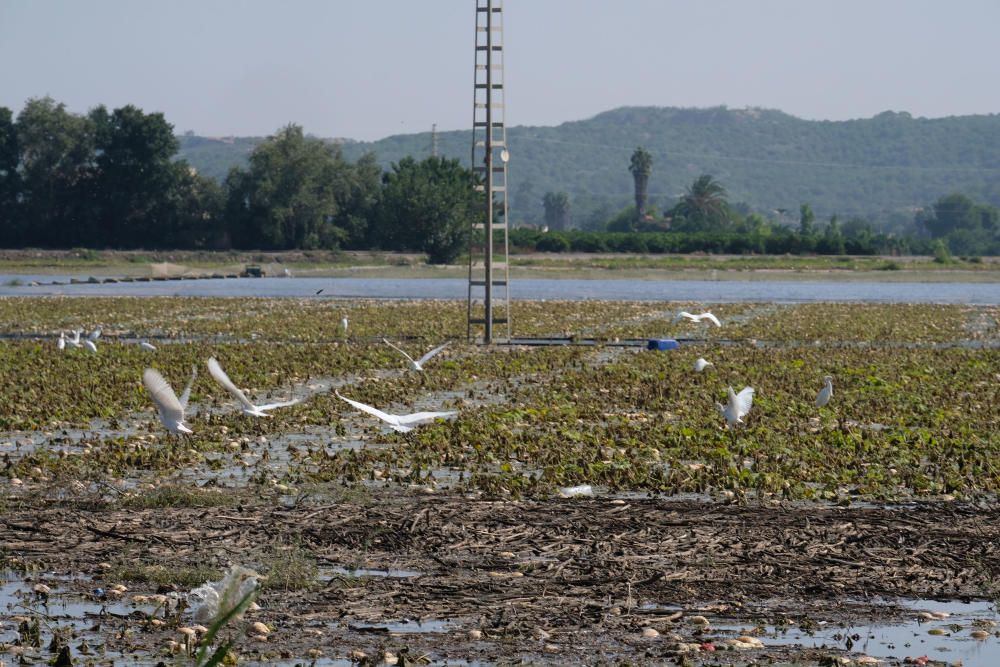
[178, 106, 1000, 231]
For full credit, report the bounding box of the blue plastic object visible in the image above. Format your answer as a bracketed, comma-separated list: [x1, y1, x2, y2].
[647, 338, 680, 351]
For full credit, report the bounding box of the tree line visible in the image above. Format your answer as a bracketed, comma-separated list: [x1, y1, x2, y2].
[1, 99, 996, 260]
[0, 98, 479, 263]
[537, 147, 1000, 256]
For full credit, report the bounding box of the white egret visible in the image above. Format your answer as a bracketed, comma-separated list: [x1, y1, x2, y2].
[57, 332, 66, 350]
[335, 391, 457, 433]
[693, 357, 713, 372]
[139, 339, 157, 351]
[67, 330, 83, 349]
[383, 339, 449, 371]
[88, 327, 102, 342]
[816, 376, 833, 408]
[207, 357, 300, 417]
[673, 311, 721, 327]
[341, 316, 349, 333]
[143, 368, 193, 434]
[83, 339, 98, 353]
[717, 385, 754, 427]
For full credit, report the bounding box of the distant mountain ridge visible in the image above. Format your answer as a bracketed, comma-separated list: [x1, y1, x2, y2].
[177, 106, 1000, 228]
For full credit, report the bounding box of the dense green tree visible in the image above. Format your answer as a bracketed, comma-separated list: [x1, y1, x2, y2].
[542, 191, 571, 231]
[628, 146, 652, 224]
[89, 104, 181, 246]
[225, 125, 357, 250]
[377, 156, 480, 264]
[0, 107, 19, 244]
[15, 97, 95, 246]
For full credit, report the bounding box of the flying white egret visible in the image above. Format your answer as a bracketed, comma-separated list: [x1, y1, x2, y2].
[57, 332, 66, 351]
[335, 391, 457, 433]
[207, 357, 300, 417]
[816, 376, 833, 408]
[88, 327, 102, 342]
[83, 339, 98, 353]
[693, 357, 713, 372]
[717, 385, 755, 427]
[673, 311, 722, 327]
[143, 368, 193, 435]
[383, 339, 449, 371]
[139, 339, 157, 351]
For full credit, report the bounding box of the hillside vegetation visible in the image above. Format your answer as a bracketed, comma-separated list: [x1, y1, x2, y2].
[178, 106, 1000, 230]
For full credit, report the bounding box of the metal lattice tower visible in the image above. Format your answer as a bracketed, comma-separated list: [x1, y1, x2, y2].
[467, 0, 510, 344]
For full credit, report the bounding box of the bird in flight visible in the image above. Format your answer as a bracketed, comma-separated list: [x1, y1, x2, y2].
[207, 357, 300, 417]
[143, 367, 195, 435]
[335, 391, 457, 433]
[717, 385, 754, 427]
[815, 376, 833, 408]
[673, 311, 721, 327]
[383, 339, 450, 371]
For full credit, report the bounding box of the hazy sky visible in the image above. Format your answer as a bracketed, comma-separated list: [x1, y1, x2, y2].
[2, 1, 998, 141]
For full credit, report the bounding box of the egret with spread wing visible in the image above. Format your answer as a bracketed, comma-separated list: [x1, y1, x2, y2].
[207, 357, 300, 417]
[143, 368, 193, 435]
[335, 391, 457, 433]
[673, 311, 721, 327]
[717, 385, 754, 427]
[383, 339, 449, 371]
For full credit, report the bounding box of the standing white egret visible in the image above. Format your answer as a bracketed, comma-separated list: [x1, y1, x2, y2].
[143, 368, 193, 435]
[57, 332, 66, 350]
[673, 311, 722, 327]
[139, 339, 157, 351]
[816, 376, 833, 408]
[693, 357, 713, 373]
[83, 339, 98, 353]
[383, 339, 449, 371]
[335, 391, 457, 433]
[717, 385, 754, 427]
[207, 357, 300, 417]
[341, 316, 349, 333]
[88, 327, 102, 342]
[67, 330, 83, 349]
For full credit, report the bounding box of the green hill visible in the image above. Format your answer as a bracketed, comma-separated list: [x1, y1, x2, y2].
[177, 106, 1000, 230]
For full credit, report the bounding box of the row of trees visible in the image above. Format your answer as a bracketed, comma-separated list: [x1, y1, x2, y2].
[536, 147, 999, 255]
[1, 99, 996, 258]
[0, 98, 480, 263]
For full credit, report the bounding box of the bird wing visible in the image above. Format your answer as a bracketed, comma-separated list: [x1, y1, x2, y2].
[702, 313, 722, 327]
[416, 341, 450, 367]
[179, 365, 197, 409]
[88, 327, 102, 341]
[207, 358, 255, 411]
[143, 369, 185, 425]
[382, 338, 415, 364]
[335, 391, 400, 427]
[734, 387, 755, 417]
[672, 311, 693, 323]
[256, 397, 301, 412]
[396, 409, 458, 426]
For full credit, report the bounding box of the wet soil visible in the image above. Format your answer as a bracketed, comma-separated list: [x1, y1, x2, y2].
[3, 493, 997, 665]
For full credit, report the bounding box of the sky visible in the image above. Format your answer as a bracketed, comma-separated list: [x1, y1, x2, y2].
[2, 0, 999, 141]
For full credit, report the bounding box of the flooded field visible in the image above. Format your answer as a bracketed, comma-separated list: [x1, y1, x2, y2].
[0, 296, 998, 665]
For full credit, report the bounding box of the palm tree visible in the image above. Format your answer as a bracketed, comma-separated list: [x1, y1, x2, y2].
[676, 174, 729, 230]
[628, 147, 652, 224]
